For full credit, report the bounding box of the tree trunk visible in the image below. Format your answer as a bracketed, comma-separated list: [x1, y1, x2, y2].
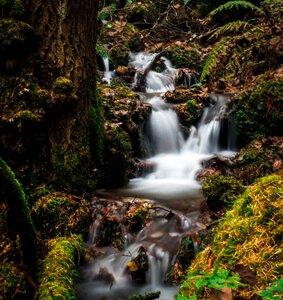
[0, 0, 103, 193]
[0, 157, 37, 272]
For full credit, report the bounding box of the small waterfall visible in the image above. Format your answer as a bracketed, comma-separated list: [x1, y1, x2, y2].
[125, 52, 236, 210]
[77, 52, 237, 300]
[102, 56, 114, 84]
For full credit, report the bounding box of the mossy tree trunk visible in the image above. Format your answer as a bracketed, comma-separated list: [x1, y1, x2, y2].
[24, 0, 101, 181]
[0, 157, 37, 273]
[0, 0, 103, 193]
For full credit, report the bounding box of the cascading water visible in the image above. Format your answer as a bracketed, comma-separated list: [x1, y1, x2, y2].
[76, 52, 236, 300]
[102, 56, 114, 84]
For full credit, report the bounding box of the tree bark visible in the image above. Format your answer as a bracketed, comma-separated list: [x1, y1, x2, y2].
[0, 157, 37, 273]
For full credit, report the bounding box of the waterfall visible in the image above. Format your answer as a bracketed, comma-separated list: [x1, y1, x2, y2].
[76, 52, 237, 300]
[102, 57, 114, 84]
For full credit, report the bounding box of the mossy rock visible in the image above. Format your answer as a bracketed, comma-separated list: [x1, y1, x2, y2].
[202, 175, 245, 211]
[231, 136, 283, 184]
[36, 236, 84, 300]
[125, 0, 158, 28]
[125, 203, 150, 233]
[99, 21, 142, 66]
[235, 77, 283, 145]
[31, 192, 90, 239]
[101, 125, 133, 188]
[178, 174, 283, 299]
[166, 44, 202, 71]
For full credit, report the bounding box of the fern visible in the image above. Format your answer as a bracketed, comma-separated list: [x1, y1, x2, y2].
[258, 278, 283, 300]
[210, 20, 256, 39]
[210, 1, 264, 16]
[200, 37, 232, 82]
[178, 265, 246, 299]
[96, 42, 109, 59]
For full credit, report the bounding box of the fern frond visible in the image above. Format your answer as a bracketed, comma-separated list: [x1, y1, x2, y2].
[200, 37, 233, 82]
[96, 42, 109, 58]
[210, 1, 264, 16]
[210, 20, 262, 39]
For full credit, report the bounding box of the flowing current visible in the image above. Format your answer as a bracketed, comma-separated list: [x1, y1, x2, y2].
[76, 52, 236, 299]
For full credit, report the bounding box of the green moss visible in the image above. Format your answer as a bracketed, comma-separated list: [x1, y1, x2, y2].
[102, 125, 133, 187]
[0, 157, 37, 271]
[179, 174, 283, 299]
[202, 175, 245, 210]
[167, 45, 202, 70]
[0, 262, 28, 299]
[0, 0, 25, 18]
[89, 86, 104, 164]
[36, 236, 84, 300]
[31, 192, 90, 239]
[53, 77, 74, 94]
[0, 18, 33, 51]
[235, 77, 283, 145]
[126, 204, 149, 233]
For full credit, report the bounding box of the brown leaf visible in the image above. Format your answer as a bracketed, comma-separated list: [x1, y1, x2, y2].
[231, 264, 257, 286]
[210, 287, 233, 300]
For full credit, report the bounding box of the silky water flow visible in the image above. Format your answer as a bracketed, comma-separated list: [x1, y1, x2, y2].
[76, 52, 237, 300]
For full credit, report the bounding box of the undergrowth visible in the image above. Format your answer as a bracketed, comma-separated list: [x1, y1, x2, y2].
[177, 174, 283, 299]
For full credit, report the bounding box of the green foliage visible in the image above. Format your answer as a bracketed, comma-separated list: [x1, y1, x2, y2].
[31, 192, 90, 239]
[235, 77, 283, 145]
[102, 125, 133, 187]
[178, 175, 283, 299]
[210, 1, 264, 16]
[0, 262, 28, 299]
[210, 20, 260, 39]
[0, 157, 37, 271]
[178, 265, 245, 299]
[96, 42, 109, 59]
[258, 278, 283, 300]
[202, 175, 245, 210]
[89, 86, 104, 164]
[0, 18, 33, 49]
[36, 236, 84, 300]
[200, 37, 232, 82]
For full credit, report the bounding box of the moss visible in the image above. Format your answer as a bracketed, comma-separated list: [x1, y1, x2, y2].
[125, 203, 150, 233]
[231, 137, 283, 184]
[53, 77, 74, 94]
[235, 77, 283, 145]
[179, 174, 283, 299]
[89, 86, 104, 164]
[0, 0, 25, 18]
[0, 157, 37, 271]
[36, 236, 84, 300]
[95, 215, 124, 249]
[102, 125, 133, 187]
[52, 146, 94, 195]
[31, 191, 90, 239]
[166, 44, 202, 70]
[0, 262, 28, 299]
[202, 175, 245, 211]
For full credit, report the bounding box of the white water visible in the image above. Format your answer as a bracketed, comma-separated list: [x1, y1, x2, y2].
[102, 57, 114, 84]
[125, 52, 236, 211]
[77, 52, 236, 300]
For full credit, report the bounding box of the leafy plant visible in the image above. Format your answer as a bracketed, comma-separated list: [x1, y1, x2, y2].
[200, 37, 232, 82]
[258, 278, 283, 300]
[210, 0, 264, 16]
[177, 265, 246, 299]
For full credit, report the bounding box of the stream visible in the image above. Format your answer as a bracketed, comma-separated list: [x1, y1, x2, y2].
[76, 52, 237, 300]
